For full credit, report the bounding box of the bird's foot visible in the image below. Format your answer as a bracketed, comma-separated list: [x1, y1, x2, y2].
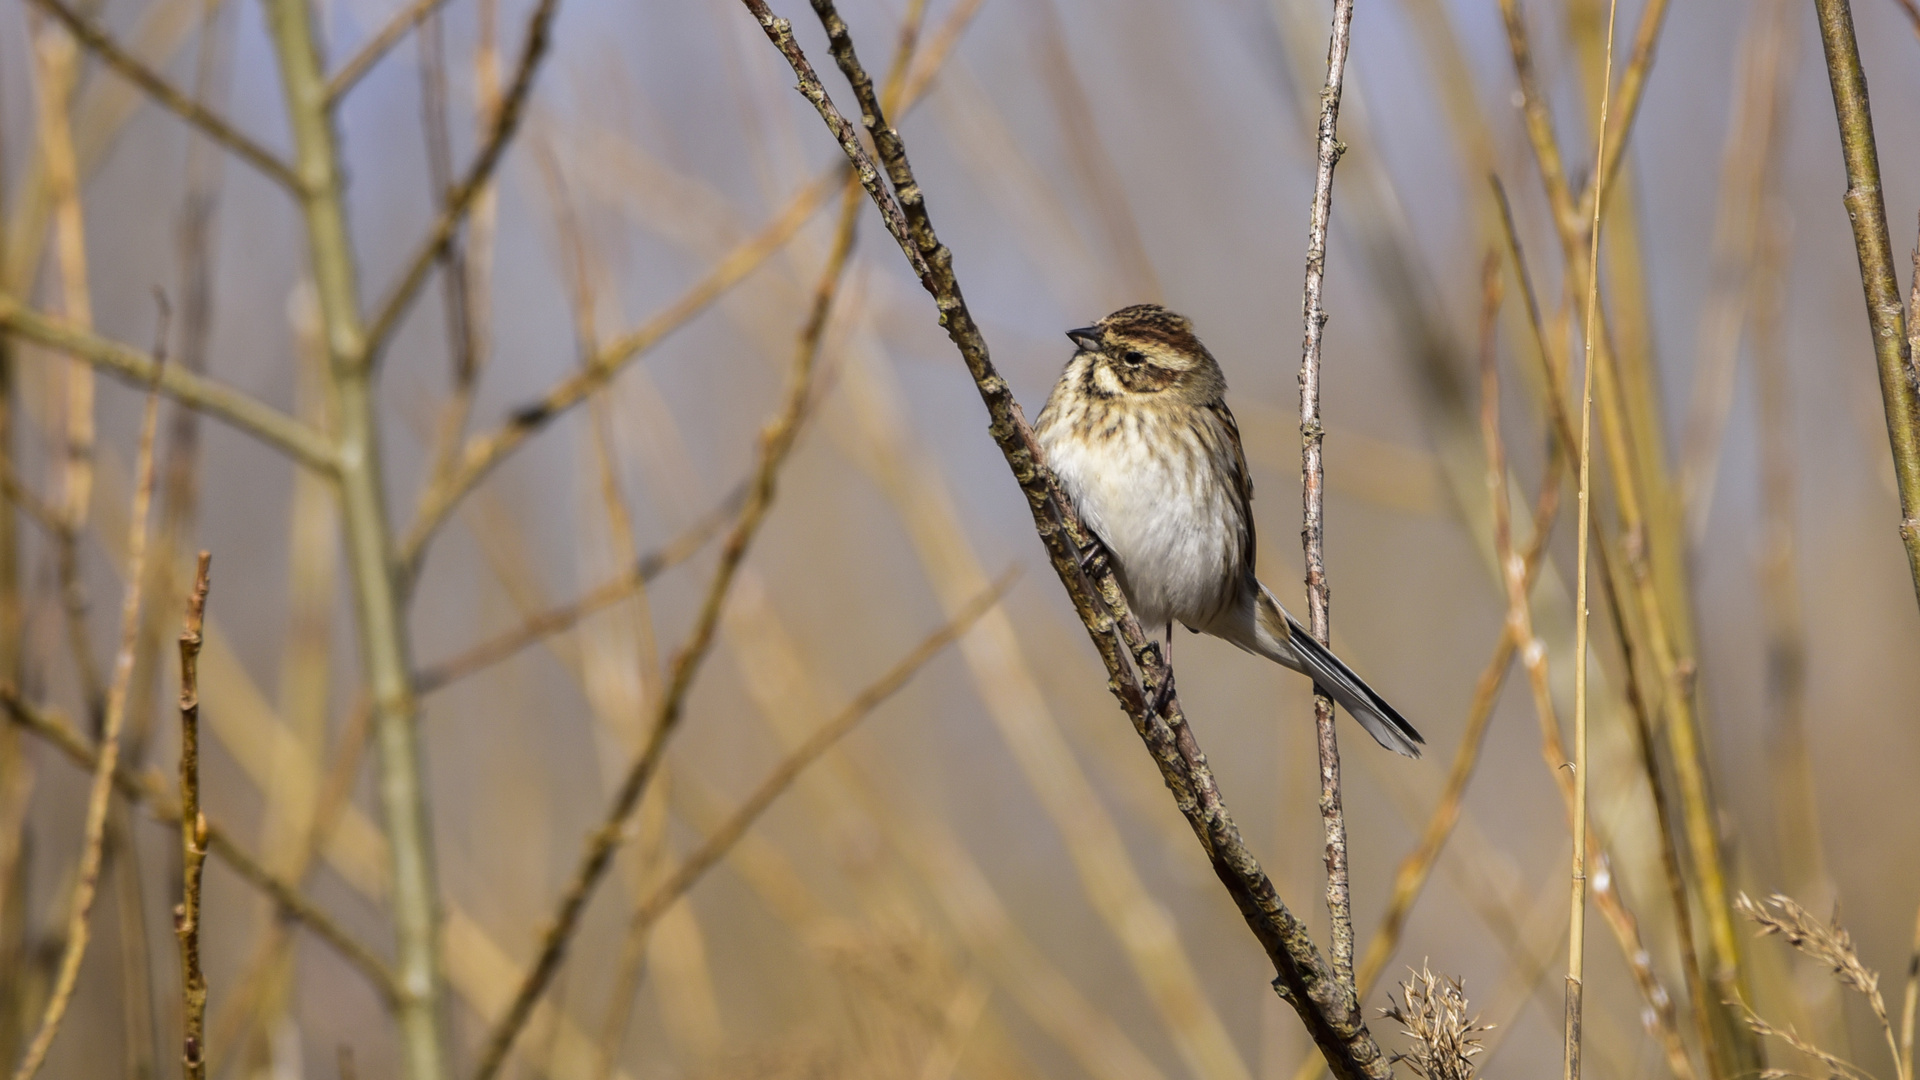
[1146, 655, 1176, 719]
[1076, 533, 1113, 581]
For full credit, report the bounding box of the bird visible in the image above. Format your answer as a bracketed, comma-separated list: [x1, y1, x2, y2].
[1033, 303, 1423, 757]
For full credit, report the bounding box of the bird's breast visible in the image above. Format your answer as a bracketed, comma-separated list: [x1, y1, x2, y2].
[1037, 409, 1247, 630]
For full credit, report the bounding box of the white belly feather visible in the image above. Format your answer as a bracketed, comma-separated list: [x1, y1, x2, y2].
[1039, 410, 1243, 633]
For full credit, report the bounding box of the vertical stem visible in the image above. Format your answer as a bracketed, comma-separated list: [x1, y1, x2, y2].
[176, 553, 211, 1080]
[1809, 0, 1920, 609]
[1568, 6, 1619, 1080]
[1298, 0, 1358, 994]
[256, 3, 447, 1079]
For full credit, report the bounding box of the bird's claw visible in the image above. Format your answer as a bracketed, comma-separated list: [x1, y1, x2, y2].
[1147, 666, 1176, 719]
[1077, 535, 1113, 580]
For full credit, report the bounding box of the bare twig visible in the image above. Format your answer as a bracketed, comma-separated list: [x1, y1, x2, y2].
[1297, 0, 1360, 994]
[1566, 2, 1621, 1078]
[601, 570, 1015, 1060]
[0, 687, 403, 1005]
[396, 0, 984, 576]
[11, 316, 167, 1080]
[1493, 176, 1699, 1080]
[1347, 255, 1564, 1008]
[1572, 0, 1673, 224]
[325, 0, 455, 103]
[469, 116, 850, 1080]
[414, 489, 739, 692]
[174, 553, 211, 1080]
[360, 0, 560, 365]
[0, 295, 338, 471]
[395, 171, 835, 573]
[1810, 0, 1920, 607]
[24, 0, 301, 191]
[739, 2, 1390, 1076]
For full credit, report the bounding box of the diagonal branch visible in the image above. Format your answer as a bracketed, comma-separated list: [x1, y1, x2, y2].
[412, 484, 740, 692]
[468, 124, 855, 1080]
[740, 2, 1389, 1076]
[395, 171, 835, 574]
[325, 0, 457, 105]
[359, 0, 560, 366]
[0, 295, 338, 472]
[12, 344, 166, 1080]
[0, 687, 405, 1007]
[24, 0, 303, 193]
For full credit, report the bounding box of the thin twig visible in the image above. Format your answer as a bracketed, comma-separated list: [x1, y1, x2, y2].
[468, 117, 850, 1080]
[1493, 176, 1700, 1080]
[0, 687, 403, 1005]
[174, 552, 211, 1080]
[1498, 3, 1761, 1067]
[1297, 0, 1360, 994]
[11, 314, 167, 1080]
[1293, 260, 1564, 1080]
[601, 570, 1014, 1065]
[394, 170, 835, 573]
[1568, 2, 1620, 1074]
[324, 0, 455, 104]
[0, 295, 338, 471]
[360, 0, 560, 366]
[1810, 0, 1920, 607]
[395, 0, 982, 574]
[23, 0, 302, 192]
[741, 2, 1390, 1076]
[414, 488, 739, 692]
[1572, 0, 1672, 224]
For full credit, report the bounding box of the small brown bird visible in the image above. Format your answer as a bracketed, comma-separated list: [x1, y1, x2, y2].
[1034, 304, 1423, 757]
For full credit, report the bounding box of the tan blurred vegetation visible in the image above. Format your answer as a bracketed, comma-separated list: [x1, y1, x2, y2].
[0, 0, 1917, 1077]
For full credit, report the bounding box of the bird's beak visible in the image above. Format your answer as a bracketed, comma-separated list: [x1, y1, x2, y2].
[1067, 327, 1102, 352]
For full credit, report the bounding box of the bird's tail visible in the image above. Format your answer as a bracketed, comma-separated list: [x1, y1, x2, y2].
[1251, 584, 1424, 758]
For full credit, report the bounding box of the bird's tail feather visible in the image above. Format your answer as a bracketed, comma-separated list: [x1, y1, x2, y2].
[1254, 586, 1424, 758]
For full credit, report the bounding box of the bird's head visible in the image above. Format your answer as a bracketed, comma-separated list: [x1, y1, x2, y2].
[1067, 304, 1225, 400]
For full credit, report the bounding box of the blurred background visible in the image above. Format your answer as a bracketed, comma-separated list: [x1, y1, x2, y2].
[0, 0, 1917, 1076]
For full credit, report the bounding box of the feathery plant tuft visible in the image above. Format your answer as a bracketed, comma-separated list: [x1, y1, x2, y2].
[1381, 964, 1492, 1080]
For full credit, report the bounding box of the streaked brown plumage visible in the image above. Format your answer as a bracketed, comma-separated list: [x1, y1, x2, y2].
[1034, 304, 1422, 757]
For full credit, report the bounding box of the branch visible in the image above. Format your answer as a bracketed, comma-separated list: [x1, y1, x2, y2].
[469, 117, 853, 1080]
[24, 0, 303, 193]
[1810, 0, 1920, 608]
[1296, 0, 1359, 994]
[602, 570, 1014, 1054]
[1573, 0, 1672, 223]
[395, 170, 835, 572]
[413, 485, 740, 692]
[174, 553, 212, 1080]
[324, 0, 456, 104]
[738, 2, 1389, 1076]
[393, 0, 984, 573]
[12, 342, 166, 1080]
[360, 0, 560, 365]
[0, 295, 338, 472]
[0, 687, 404, 1006]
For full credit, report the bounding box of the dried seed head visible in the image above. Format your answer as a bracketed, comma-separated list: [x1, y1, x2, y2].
[1380, 962, 1491, 1080]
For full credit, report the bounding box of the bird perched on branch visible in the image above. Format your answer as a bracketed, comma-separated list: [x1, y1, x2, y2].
[1035, 303, 1423, 757]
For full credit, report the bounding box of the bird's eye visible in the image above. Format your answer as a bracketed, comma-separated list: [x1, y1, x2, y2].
[1121, 350, 1145, 366]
